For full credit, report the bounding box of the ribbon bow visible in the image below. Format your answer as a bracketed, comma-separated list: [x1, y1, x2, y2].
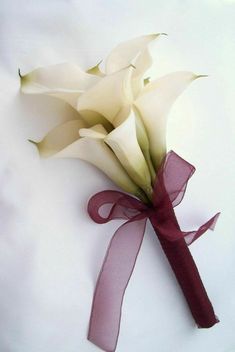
[87, 151, 220, 352]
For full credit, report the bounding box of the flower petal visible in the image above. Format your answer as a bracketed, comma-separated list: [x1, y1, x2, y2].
[20, 63, 100, 108]
[77, 67, 133, 124]
[133, 108, 156, 182]
[105, 34, 160, 75]
[77, 110, 113, 132]
[113, 106, 156, 182]
[79, 124, 108, 139]
[54, 137, 144, 198]
[105, 34, 165, 97]
[110, 106, 152, 173]
[131, 49, 153, 97]
[104, 112, 152, 198]
[31, 119, 87, 157]
[134, 72, 203, 170]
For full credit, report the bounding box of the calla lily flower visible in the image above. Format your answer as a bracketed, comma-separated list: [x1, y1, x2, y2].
[31, 119, 87, 157]
[32, 120, 146, 201]
[79, 114, 152, 198]
[20, 63, 100, 108]
[108, 104, 155, 182]
[134, 71, 205, 169]
[105, 34, 159, 75]
[104, 112, 152, 198]
[105, 33, 164, 97]
[21, 34, 206, 202]
[54, 137, 145, 199]
[76, 66, 134, 125]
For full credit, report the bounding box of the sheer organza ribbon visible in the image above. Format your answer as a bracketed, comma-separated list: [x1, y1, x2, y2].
[87, 151, 220, 352]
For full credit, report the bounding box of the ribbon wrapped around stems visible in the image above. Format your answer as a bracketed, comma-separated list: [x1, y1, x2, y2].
[87, 151, 220, 352]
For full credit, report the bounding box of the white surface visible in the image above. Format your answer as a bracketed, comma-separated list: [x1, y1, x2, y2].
[0, 1, 235, 351]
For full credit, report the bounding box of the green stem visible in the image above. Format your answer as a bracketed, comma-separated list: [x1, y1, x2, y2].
[135, 188, 151, 205]
[144, 151, 156, 185]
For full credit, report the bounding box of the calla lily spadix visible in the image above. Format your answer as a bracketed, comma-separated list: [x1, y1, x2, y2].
[21, 34, 207, 203]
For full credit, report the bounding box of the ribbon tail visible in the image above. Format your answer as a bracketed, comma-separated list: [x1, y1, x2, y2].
[88, 218, 147, 352]
[184, 212, 220, 245]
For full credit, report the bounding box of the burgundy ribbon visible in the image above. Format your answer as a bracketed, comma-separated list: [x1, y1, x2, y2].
[87, 151, 220, 352]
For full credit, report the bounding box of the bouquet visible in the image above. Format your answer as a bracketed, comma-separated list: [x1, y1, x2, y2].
[20, 34, 219, 352]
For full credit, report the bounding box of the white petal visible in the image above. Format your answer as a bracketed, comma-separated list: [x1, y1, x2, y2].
[105, 34, 165, 97]
[54, 137, 144, 198]
[112, 105, 131, 127]
[31, 119, 87, 157]
[131, 49, 153, 97]
[77, 67, 133, 124]
[135, 72, 203, 169]
[105, 34, 160, 75]
[104, 112, 152, 197]
[114, 106, 156, 182]
[79, 124, 108, 139]
[133, 108, 156, 182]
[20, 63, 100, 108]
[77, 110, 113, 132]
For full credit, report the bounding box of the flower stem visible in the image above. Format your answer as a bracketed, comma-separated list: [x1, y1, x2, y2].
[150, 216, 219, 328]
[135, 188, 150, 204]
[144, 151, 156, 185]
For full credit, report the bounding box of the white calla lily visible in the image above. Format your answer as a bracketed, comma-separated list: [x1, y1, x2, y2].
[76, 112, 153, 197]
[30, 120, 146, 200]
[105, 33, 160, 75]
[20, 63, 100, 108]
[105, 33, 165, 97]
[135, 71, 204, 169]
[54, 137, 146, 200]
[113, 106, 156, 182]
[77, 66, 134, 125]
[104, 112, 152, 198]
[31, 119, 87, 157]
[133, 107, 156, 181]
[79, 116, 154, 194]
[21, 34, 207, 204]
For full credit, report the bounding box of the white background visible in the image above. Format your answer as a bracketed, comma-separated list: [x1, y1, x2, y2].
[0, 0, 235, 351]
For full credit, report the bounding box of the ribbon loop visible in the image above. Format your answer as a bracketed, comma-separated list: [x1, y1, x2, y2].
[88, 190, 147, 224]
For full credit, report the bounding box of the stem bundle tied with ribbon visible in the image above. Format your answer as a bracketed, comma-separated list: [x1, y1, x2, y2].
[87, 151, 220, 352]
[20, 34, 220, 352]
